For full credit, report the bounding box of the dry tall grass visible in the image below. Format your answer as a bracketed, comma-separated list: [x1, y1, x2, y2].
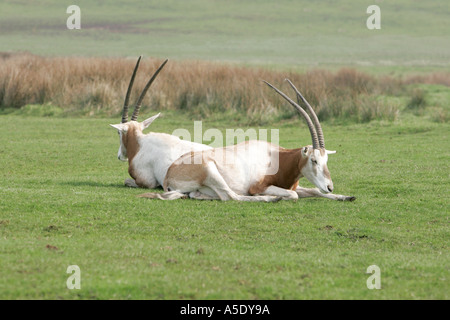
[1, 53, 448, 123]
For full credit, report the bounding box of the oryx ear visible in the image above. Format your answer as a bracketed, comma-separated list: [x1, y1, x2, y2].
[110, 123, 127, 131]
[302, 146, 309, 157]
[142, 113, 161, 130]
[326, 150, 337, 155]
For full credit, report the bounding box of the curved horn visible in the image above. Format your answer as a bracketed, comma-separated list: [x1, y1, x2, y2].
[285, 79, 325, 149]
[122, 56, 142, 123]
[131, 59, 169, 122]
[263, 80, 320, 150]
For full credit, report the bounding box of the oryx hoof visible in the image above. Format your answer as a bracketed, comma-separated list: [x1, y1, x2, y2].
[271, 196, 283, 203]
[124, 178, 139, 188]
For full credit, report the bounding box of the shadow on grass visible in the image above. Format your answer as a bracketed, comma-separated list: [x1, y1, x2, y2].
[60, 180, 164, 191]
[60, 180, 125, 189]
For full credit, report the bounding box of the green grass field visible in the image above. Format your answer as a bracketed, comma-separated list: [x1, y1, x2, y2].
[0, 112, 448, 299]
[1, 0, 449, 72]
[0, 0, 449, 300]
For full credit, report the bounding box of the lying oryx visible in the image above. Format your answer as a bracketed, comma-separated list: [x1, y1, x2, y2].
[140, 80, 355, 202]
[110, 56, 212, 189]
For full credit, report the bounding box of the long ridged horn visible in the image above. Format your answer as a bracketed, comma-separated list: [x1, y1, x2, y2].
[285, 79, 325, 149]
[122, 56, 142, 123]
[264, 80, 320, 150]
[130, 59, 169, 122]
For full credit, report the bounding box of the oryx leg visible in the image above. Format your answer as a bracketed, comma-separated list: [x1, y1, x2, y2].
[201, 162, 281, 202]
[124, 178, 139, 188]
[126, 175, 160, 189]
[139, 190, 188, 200]
[189, 190, 219, 200]
[258, 186, 299, 200]
[295, 186, 356, 201]
[125, 178, 159, 189]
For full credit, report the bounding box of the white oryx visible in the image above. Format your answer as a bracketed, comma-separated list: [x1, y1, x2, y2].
[140, 79, 355, 202]
[110, 56, 212, 189]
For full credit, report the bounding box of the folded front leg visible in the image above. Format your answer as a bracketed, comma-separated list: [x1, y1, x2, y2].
[124, 178, 140, 188]
[295, 186, 356, 201]
[259, 185, 299, 200]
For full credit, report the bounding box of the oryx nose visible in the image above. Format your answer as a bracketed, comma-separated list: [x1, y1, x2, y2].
[327, 185, 333, 193]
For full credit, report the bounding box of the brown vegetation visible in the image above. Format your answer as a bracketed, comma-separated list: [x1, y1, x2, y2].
[0, 53, 448, 123]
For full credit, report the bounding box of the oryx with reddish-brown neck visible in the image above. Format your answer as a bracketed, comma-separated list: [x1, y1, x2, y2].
[110, 56, 212, 189]
[140, 79, 355, 202]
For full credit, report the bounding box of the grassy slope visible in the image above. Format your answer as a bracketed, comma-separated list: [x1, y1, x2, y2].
[0, 114, 448, 299]
[0, 0, 449, 72]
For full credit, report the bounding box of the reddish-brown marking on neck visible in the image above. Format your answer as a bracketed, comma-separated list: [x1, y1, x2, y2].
[123, 122, 141, 180]
[248, 148, 307, 195]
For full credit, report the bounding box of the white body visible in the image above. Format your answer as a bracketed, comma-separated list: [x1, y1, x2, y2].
[131, 131, 212, 188]
[172, 140, 279, 195]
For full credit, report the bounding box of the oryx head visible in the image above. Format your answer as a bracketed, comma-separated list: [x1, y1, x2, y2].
[110, 56, 168, 161]
[264, 79, 336, 194]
